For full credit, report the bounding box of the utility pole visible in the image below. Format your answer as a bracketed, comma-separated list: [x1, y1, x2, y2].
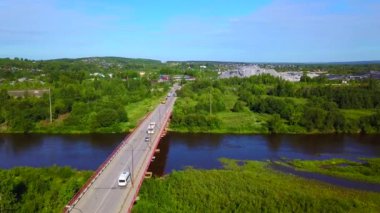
[131, 144, 134, 186]
[159, 105, 162, 123]
[209, 89, 212, 115]
[49, 88, 52, 123]
[127, 75, 130, 89]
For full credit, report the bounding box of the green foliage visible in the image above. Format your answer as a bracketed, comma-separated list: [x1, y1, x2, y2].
[231, 100, 246, 112]
[171, 113, 221, 132]
[0, 57, 169, 133]
[268, 63, 380, 74]
[133, 159, 380, 212]
[267, 114, 284, 133]
[95, 109, 119, 127]
[172, 74, 380, 134]
[286, 158, 380, 184]
[0, 166, 92, 212]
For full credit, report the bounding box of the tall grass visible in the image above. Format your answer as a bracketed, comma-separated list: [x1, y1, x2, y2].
[286, 158, 380, 184]
[133, 159, 380, 212]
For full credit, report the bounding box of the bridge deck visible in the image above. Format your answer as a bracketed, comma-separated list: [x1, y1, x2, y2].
[65, 86, 178, 213]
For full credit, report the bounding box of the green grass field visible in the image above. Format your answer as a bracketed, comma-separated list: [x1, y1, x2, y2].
[121, 94, 166, 131]
[260, 95, 308, 105]
[133, 159, 380, 212]
[215, 111, 269, 133]
[340, 109, 376, 120]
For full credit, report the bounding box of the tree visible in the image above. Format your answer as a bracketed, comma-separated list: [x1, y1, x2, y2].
[267, 114, 284, 133]
[232, 100, 246, 112]
[302, 107, 327, 131]
[0, 89, 9, 105]
[300, 72, 311, 82]
[96, 109, 119, 127]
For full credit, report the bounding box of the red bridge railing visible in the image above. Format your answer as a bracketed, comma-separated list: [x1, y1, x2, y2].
[64, 111, 153, 212]
[126, 110, 172, 212]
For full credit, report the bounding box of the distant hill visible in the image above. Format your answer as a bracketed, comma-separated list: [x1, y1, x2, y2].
[0, 56, 164, 74]
[48, 56, 162, 65]
[167, 60, 253, 65]
[322, 60, 380, 65]
[2, 57, 380, 66]
[167, 60, 380, 65]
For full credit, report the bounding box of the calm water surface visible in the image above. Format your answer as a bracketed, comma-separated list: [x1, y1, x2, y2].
[1, 133, 379, 175]
[0, 134, 124, 170]
[149, 133, 380, 175]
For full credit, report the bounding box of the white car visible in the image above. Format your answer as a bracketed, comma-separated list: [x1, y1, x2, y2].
[149, 122, 156, 129]
[118, 171, 131, 187]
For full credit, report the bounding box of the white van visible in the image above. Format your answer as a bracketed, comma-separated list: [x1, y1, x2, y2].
[118, 171, 131, 187]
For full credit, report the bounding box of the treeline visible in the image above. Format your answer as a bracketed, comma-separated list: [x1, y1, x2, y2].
[172, 74, 380, 133]
[0, 166, 91, 212]
[0, 76, 164, 133]
[0, 58, 170, 133]
[250, 97, 349, 133]
[267, 63, 380, 74]
[267, 79, 380, 109]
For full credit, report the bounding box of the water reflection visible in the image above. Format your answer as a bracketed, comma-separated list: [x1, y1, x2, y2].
[148, 133, 380, 175]
[0, 134, 44, 155]
[284, 135, 346, 156]
[1, 133, 379, 174]
[265, 135, 282, 152]
[0, 133, 123, 170]
[171, 133, 225, 149]
[147, 136, 171, 177]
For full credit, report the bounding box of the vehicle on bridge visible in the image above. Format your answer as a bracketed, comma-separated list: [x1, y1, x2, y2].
[63, 84, 178, 212]
[118, 171, 131, 187]
[149, 122, 156, 129]
[147, 122, 156, 134]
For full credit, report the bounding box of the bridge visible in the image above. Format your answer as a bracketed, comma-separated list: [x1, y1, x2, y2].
[64, 85, 180, 213]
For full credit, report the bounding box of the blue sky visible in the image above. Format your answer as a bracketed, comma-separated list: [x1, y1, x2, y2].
[0, 0, 379, 62]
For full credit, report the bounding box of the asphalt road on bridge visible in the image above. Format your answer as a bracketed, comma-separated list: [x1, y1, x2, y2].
[68, 85, 179, 213]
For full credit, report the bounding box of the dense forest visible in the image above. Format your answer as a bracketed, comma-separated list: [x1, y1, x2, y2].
[0, 166, 91, 212]
[171, 74, 380, 133]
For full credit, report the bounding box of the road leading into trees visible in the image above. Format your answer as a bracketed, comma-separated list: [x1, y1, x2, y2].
[65, 85, 179, 213]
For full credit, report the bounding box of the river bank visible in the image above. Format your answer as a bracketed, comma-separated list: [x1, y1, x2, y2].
[0, 96, 163, 134]
[169, 110, 380, 134]
[276, 158, 380, 184]
[133, 159, 380, 212]
[1, 156, 379, 211]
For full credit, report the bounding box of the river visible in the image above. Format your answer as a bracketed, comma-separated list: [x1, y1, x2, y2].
[149, 133, 380, 175]
[0, 134, 123, 170]
[1, 133, 379, 175]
